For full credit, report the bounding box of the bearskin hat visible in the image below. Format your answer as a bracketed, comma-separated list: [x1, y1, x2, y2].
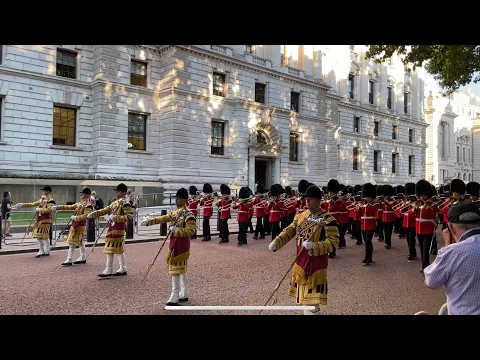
[220, 184, 231, 195]
[188, 186, 197, 196]
[203, 183, 213, 194]
[451, 179, 466, 195]
[444, 184, 450, 192]
[404, 182, 415, 196]
[362, 183, 376, 199]
[415, 180, 432, 197]
[270, 184, 281, 197]
[239, 187, 250, 199]
[353, 185, 362, 195]
[327, 179, 340, 194]
[395, 185, 405, 195]
[346, 185, 353, 194]
[439, 185, 444, 194]
[383, 184, 395, 197]
[256, 183, 265, 194]
[376, 185, 384, 196]
[339, 184, 346, 193]
[298, 179, 310, 193]
[430, 184, 438, 197]
[466, 181, 480, 198]
[285, 186, 292, 195]
[176, 188, 189, 200]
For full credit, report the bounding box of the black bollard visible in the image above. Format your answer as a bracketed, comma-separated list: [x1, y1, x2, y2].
[160, 210, 167, 236]
[126, 218, 134, 239]
[217, 210, 221, 231]
[50, 224, 53, 245]
[86, 218, 96, 242]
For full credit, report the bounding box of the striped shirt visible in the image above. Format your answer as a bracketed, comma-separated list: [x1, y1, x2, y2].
[424, 227, 480, 315]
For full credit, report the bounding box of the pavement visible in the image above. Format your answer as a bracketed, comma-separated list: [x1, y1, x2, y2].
[0, 227, 447, 315]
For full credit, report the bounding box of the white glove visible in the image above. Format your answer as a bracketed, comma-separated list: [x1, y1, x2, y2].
[108, 214, 115, 221]
[16, 203, 24, 208]
[90, 196, 95, 201]
[35, 207, 41, 212]
[303, 240, 313, 251]
[269, 242, 277, 252]
[52, 205, 58, 212]
[140, 217, 148, 226]
[169, 226, 176, 233]
[71, 215, 76, 221]
[87, 213, 93, 218]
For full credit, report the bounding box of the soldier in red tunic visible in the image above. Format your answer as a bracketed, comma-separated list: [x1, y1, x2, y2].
[187, 186, 199, 240]
[199, 183, 214, 242]
[233, 187, 251, 245]
[414, 180, 439, 273]
[402, 183, 418, 260]
[285, 186, 297, 226]
[216, 184, 232, 243]
[381, 184, 396, 249]
[352, 185, 363, 244]
[253, 183, 266, 240]
[394, 185, 406, 237]
[265, 185, 283, 240]
[359, 183, 379, 265]
[467, 181, 480, 208]
[438, 179, 466, 253]
[296, 179, 310, 216]
[246, 187, 255, 234]
[324, 179, 347, 256]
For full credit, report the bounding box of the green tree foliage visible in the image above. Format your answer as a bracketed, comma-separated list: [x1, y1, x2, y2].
[365, 45, 480, 94]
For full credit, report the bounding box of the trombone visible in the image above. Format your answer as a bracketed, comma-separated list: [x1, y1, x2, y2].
[235, 195, 255, 206]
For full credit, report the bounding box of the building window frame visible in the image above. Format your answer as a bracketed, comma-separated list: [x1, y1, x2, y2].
[290, 91, 300, 112]
[353, 147, 360, 171]
[373, 150, 380, 173]
[353, 116, 360, 133]
[212, 71, 226, 97]
[52, 104, 78, 147]
[408, 155, 414, 175]
[348, 74, 355, 99]
[254, 82, 266, 104]
[387, 86, 393, 109]
[127, 111, 148, 151]
[374, 120, 379, 137]
[392, 125, 398, 140]
[289, 131, 300, 162]
[404, 92, 409, 114]
[55, 48, 78, 80]
[408, 128, 414, 143]
[130, 59, 148, 87]
[211, 120, 225, 156]
[392, 152, 398, 174]
[368, 80, 375, 105]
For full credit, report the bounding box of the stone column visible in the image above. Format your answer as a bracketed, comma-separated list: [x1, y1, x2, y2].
[273, 157, 281, 184]
[302, 45, 314, 78]
[270, 45, 282, 68]
[379, 67, 387, 111]
[313, 46, 322, 80]
[249, 154, 255, 191]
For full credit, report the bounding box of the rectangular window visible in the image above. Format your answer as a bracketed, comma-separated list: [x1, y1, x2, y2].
[255, 83, 266, 104]
[246, 45, 255, 54]
[409, 128, 414, 143]
[348, 74, 355, 99]
[404, 92, 408, 113]
[211, 121, 225, 155]
[353, 116, 360, 133]
[374, 121, 379, 137]
[368, 81, 374, 104]
[387, 86, 393, 109]
[0, 45, 3, 65]
[374, 150, 380, 172]
[290, 92, 300, 112]
[463, 148, 466, 163]
[457, 146, 460, 163]
[56, 49, 77, 79]
[392, 125, 398, 140]
[127, 112, 147, 151]
[213, 72, 226, 97]
[289, 132, 300, 161]
[53, 106, 76, 146]
[409, 155, 414, 175]
[130, 60, 147, 87]
[443, 170, 447, 180]
[353, 147, 359, 171]
[392, 153, 397, 174]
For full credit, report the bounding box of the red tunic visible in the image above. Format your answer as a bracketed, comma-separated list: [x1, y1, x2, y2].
[382, 198, 396, 223]
[266, 201, 283, 222]
[216, 198, 232, 220]
[287, 196, 297, 214]
[326, 200, 348, 224]
[200, 196, 213, 217]
[415, 206, 438, 235]
[187, 198, 199, 218]
[253, 196, 265, 217]
[280, 199, 288, 218]
[296, 199, 307, 215]
[233, 202, 250, 222]
[360, 202, 378, 231]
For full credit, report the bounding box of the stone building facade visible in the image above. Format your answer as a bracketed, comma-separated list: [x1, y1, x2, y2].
[0, 45, 428, 203]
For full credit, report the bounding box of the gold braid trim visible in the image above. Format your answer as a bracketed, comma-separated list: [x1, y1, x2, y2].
[291, 265, 327, 286]
[166, 249, 190, 263]
[273, 211, 309, 251]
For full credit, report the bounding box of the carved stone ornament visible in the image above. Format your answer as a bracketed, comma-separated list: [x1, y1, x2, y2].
[249, 123, 283, 150]
[368, 68, 379, 82]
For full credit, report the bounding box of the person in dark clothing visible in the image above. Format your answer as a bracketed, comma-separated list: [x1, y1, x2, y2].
[1, 191, 13, 237]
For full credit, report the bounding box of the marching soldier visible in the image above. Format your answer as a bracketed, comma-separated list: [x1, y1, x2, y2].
[87, 183, 133, 277]
[394, 185, 406, 237]
[359, 183, 378, 264]
[265, 185, 283, 240]
[296, 179, 310, 215]
[253, 183, 266, 240]
[15, 186, 55, 258]
[352, 185, 363, 245]
[140, 188, 196, 305]
[276, 184, 288, 230]
[247, 187, 255, 233]
[200, 183, 213, 241]
[285, 186, 297, 226]
[268, 185, 339, 315]
[53, 188, 94, 266]
[324, 179, 347, 255]
[187, 186, 199, 240]
[467, 181, 480, 207]
[216, 184, 232, 243]
[402, 183, 418, 260]
[382, 184, 396, 249]
[375, 185, 384, 242]
[233, 187, 252, 245]
[439, 179, 466, 233]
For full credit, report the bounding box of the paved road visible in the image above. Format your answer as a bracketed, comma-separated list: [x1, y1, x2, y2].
[0, 231, 446, 315]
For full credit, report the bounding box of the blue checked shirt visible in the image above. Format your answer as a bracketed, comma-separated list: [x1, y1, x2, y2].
[424, 227, 480, 315]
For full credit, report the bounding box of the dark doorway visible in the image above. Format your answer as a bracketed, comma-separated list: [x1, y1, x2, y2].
[255, 158, 268, 187]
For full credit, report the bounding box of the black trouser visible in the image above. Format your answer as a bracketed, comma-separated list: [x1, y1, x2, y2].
[376, 219, 384, 240]
[263, 214, 270, 235]
[383, 221, 394, 247]
[431, 233, 438, 253]
[271, 221, 281, 240]
[348, 217, 352, 234]
[417, 233, 433, 270]
[394, 218, 401, 233]
[254, 216, 265, 239]
[399, 221, 405, 237]
[405, 227, 417, 257]
[339, 223, 347, 247]
[238, 221, 248, 244]
[287, 213, 295, 226]
[362, 230, 374, 260]
[281, 217, 287, 230]
[219, 218, 229, 241]
[202, 216, 211, 240]
[248, 216, 254, 233]
[354, 221, 362, 243]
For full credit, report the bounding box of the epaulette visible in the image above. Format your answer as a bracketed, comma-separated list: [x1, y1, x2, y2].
[183, 209, 195, 221]
[47, 199, 56, 205]
[323, 213, 337, 225]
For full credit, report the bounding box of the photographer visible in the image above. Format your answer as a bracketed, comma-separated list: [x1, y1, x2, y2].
[423, 202, 480, 315]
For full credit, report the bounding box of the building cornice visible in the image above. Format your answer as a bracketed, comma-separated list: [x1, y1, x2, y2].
[90, 79, 172, 98]
[0, 66, 91, 89]
[174, 45, 332, 92]
[340, 131, 427, 149]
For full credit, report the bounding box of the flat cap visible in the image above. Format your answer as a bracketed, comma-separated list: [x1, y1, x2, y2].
[447, 203, 480, 224]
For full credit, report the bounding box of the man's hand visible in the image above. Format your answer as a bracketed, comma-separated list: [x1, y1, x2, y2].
[140, 217, 148, 226]
[16, 203, 24, 208]
[268, 242, 277, 252]
[169, 226, 176, 233]
[442, 228, 452, 247]
[303, 240, 313, 251]
[71, 215, 76, 221]
[87, 213, 93, 219]
[51, 205, 58, 212]
[108, 214, 115, 221]
[35, 207, 41, 212]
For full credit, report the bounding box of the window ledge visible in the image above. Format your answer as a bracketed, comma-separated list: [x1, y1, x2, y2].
[289, 161, 304, 165]
[50, 145, 84, 151]
[209, 154, 233, 159]
[126, 149, 153, 155]
[0, 141, 7, 145]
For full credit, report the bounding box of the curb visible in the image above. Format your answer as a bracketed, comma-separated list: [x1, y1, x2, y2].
[0, 231, 240, 255]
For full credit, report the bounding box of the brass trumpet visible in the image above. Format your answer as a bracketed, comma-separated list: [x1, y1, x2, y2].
[235, 195, 255, 205]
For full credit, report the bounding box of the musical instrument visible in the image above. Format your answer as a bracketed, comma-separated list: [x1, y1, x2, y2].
[235, 195, 255, 205]
[436, 194, 467, 211]
[345, 198, 377, 211]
